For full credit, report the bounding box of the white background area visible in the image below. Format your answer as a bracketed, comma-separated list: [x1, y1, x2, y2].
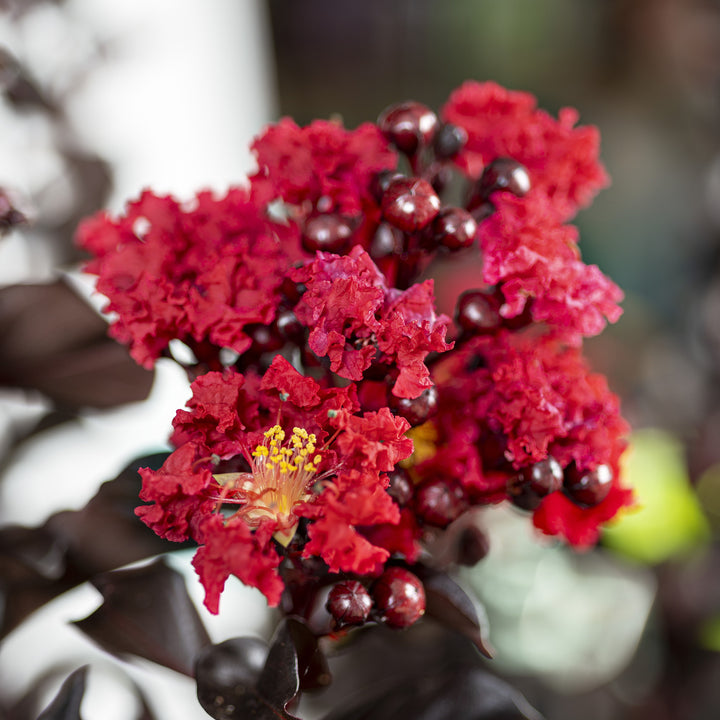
[0, 2, 279, 718]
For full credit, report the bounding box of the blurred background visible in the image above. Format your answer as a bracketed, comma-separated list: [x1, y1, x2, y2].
[2, 0, 720, 718]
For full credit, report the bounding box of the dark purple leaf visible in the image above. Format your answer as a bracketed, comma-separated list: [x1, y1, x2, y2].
[195, 621, 304, 720]
[421, 570, 494, 658]
[0, 453, 174, 639]
[36, 666, 87, 720]
[321, 664, 542, 720]
[286, 618, 332, 692]
[73, 558, 210, 676]
[257, 620, 300, 707]
[0, 281, 153, 410]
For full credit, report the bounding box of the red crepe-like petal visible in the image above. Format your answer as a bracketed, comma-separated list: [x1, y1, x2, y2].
[192, 515, 283, 612]
[442, 80, 609, 221]
[136, 443, 214, 542]
[332, 407, 413, 474]
[532, 485, 634, 548]
[251, 118, 396, 218]
[378, 280, 453, 399]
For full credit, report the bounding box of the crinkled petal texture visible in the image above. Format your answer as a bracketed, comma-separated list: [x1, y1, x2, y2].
[480, 195, 623, 343]
[442, 80, 609, 222]
[293, 247, 452, 397]
[427, 331, 631, 546]
[76, 187, 304, 368]
[192, 516, 284, 613]
[136, 355, 412, 612]
[250, 118, 397, 218]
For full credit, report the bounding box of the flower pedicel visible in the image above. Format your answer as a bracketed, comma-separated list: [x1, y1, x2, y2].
[77, 80, 632, 631]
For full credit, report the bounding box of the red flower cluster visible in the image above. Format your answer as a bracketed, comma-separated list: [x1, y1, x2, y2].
[76, 187, 304, 368]
[442, 81, 621, 343]
[78, 81, 632, 623]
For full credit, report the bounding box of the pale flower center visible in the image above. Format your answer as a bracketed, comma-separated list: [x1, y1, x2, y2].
[213, 425, 322, 546]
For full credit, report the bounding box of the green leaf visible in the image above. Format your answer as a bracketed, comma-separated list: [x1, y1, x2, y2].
[603, 429, 710, 564]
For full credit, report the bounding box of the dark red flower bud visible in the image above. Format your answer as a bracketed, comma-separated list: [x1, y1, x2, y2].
[433, 207, 477, 251]
[477, 157, 531, 199]
[389, 385, 438, 426]
[302, 214, 353, 253]
[245, 323, 284, 355]
[326, 580, 372, 627]
[378, 101, 438, 155]
[563, 463, 613, 507]
[433, 123, 468, 159]
[508, 456, 563, 511]
[372, 567, 425, 628]
[369, 222, 404, 259]
[414, 478, 466, 528]
[275, 309, 305, 345]
[455, 290, 502, 334]
[387, 467, 414, 506]
[381, 178, 441, 233]
[371, 170, 405, 202]
[457, 526, 491, 566]
[0, 187, 29, 235]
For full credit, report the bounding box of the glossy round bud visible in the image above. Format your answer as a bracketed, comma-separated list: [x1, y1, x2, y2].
[387, 468, 414, 506]
[433, 207, 477, 251]
[372, 567, 426, 629]
[378, 101, 438, 155]
[370, 222, 404, 259]
[433, 123, 468, 159]
[326, 580, 372, 627]
[381, 178, 441, 233]
[477, 158, 531, 198]
[455, 290, 502, 334]
[414, 478, 466, 528]
[457, 526, 491, 566]
[275, 309, 305, 345]
[508, 456, 563, 511]
[564, 463, 613, 507]
[371, 170, 405, 202]
[302, 214, 353, 253]
[389, 385, 438, 426]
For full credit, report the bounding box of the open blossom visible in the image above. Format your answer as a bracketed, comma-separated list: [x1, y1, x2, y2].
[136, 355, 411, 612]
[479, 194, 623, 342]
[442, 80, 609, 222]
[424, 331, 632, 546]
[292, 246, 452, 398]
[76, 187, 305, 368]
[250, 117, 396, 220]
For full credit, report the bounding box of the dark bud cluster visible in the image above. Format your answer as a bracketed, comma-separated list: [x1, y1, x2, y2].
[508, 456, 564, 511]
[326, 580, 373, 628]
[508, 457, 615, 511]
[378, 101, 439, 156]
[302, 213, 353, 253]
[563, 463, 613, 507]
[325, 567, 427, 631]
[371, 567, 426, 629]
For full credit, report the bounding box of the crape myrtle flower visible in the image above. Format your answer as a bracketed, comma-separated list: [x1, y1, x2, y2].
[421, 330, 632, 547]
[291, 245, 453, 398]
[76, 187, 305, 369]
[250, 117, 396, 220]
[479, 194, 623, 343]
[74, 79, 634, 625]
[136, 355, 411, 613]
[442, 80, 609, 222]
